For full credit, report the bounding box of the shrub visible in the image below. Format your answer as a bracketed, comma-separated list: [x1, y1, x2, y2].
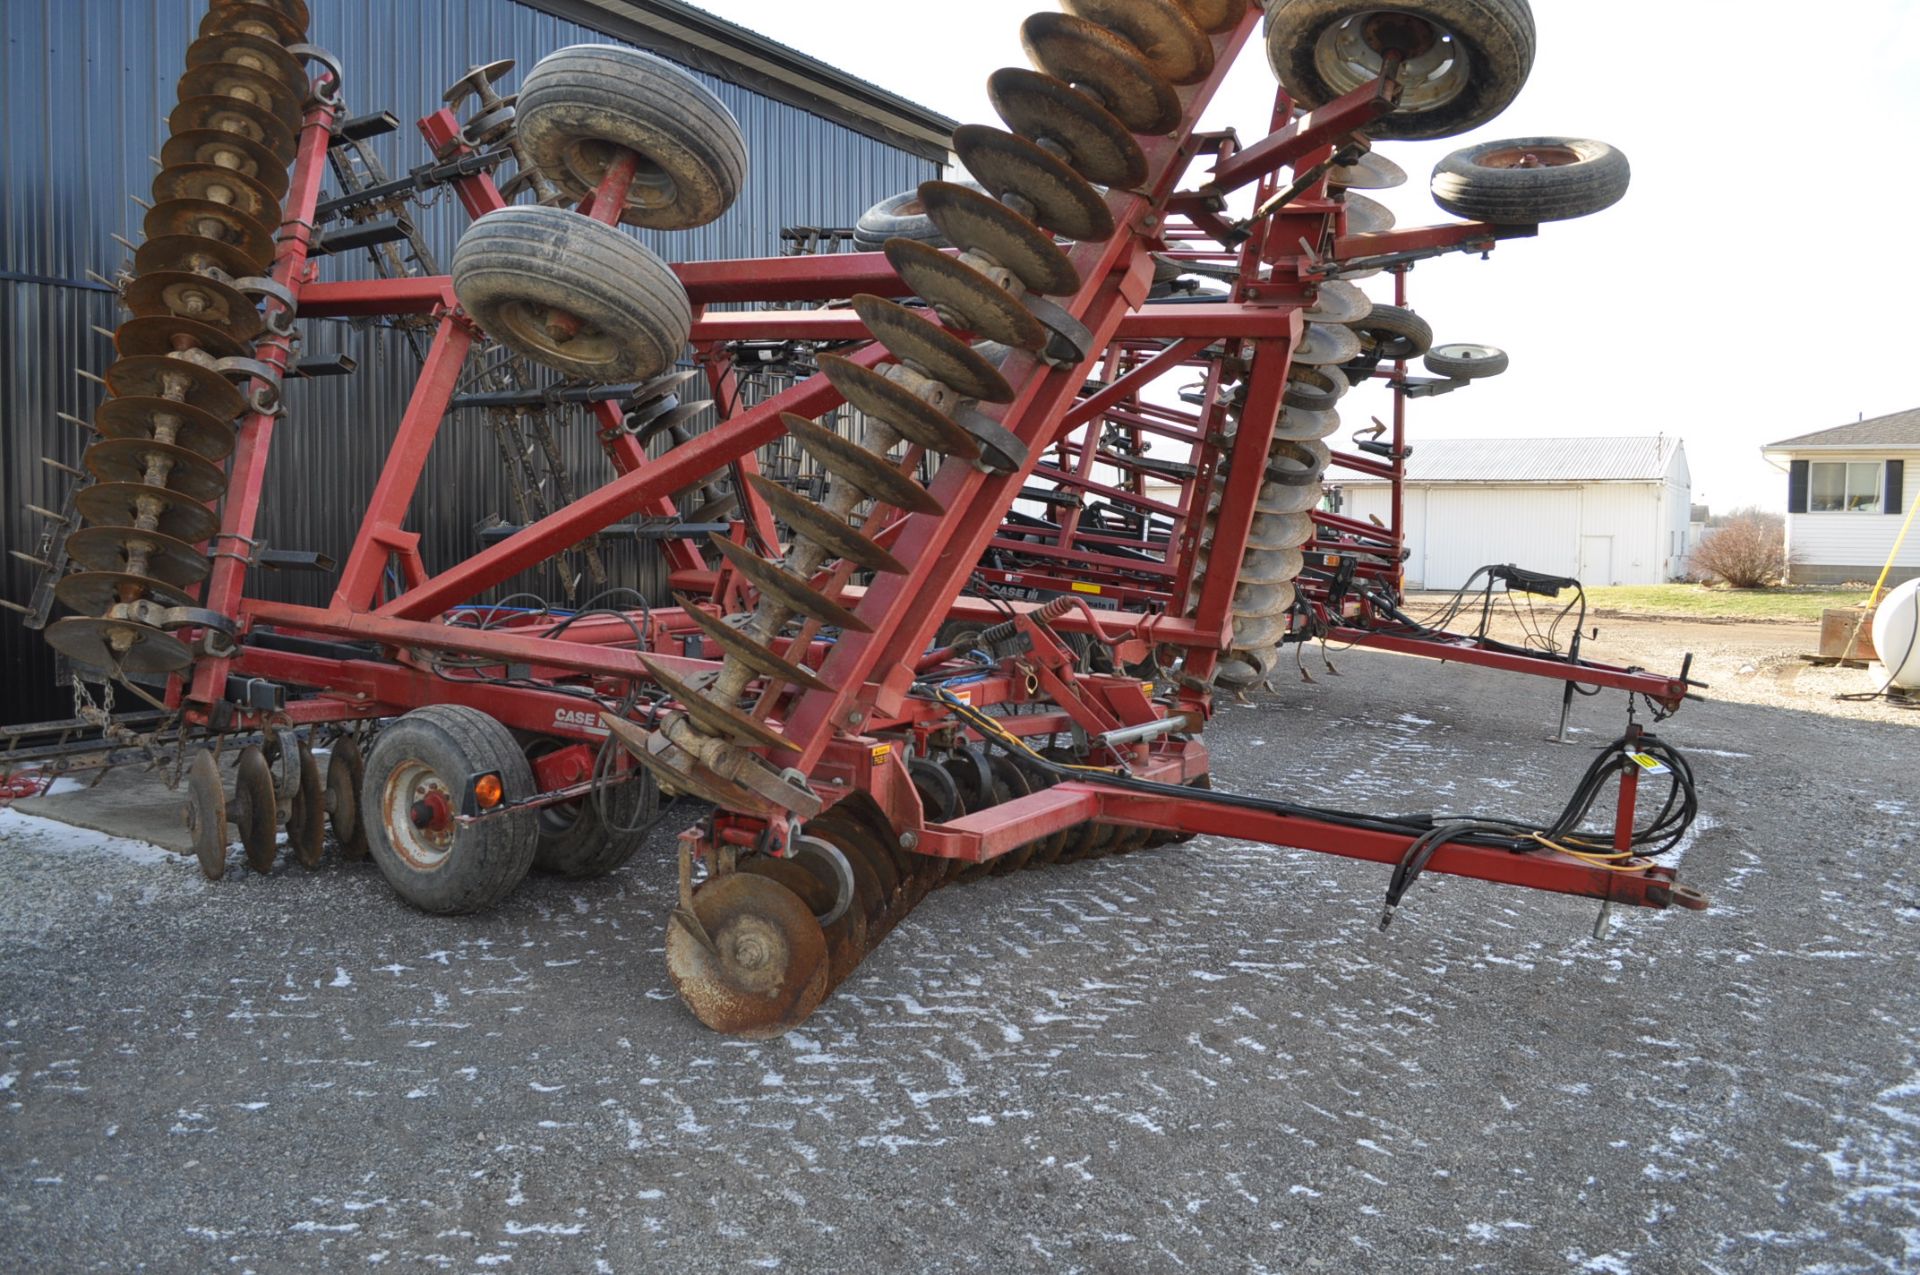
[1691, 509, 1791, 588]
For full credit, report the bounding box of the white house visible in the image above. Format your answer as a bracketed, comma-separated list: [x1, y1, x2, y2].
[1762, 410, 1917, 586]
[1338, 436, 1692, 589]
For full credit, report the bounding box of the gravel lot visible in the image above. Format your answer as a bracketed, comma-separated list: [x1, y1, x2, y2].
[2, 633, 1915, 1274]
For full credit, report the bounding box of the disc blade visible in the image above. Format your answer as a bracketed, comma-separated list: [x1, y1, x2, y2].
[1328, 150, 1408, 191]
[850, 294, 1014, 403]
[144, 198, 276, 267]
[780, 412, 943, 516]
[185, 31, 309, 94]
[918, 181, 1079, 297]
[818, 354, 981, 460]
[1292, 322, 1364, 366]
[42, 616, 192, 676]
[201, 1, 305, 44]
[95, 396, 236, 462]
[1020, 13, 1181, 135]
[745, 473, 906, 575]
[159, 128, 291, 201]
[952, 124, 1116, 243]
[1059, 0, 1213, 86]
[84, 437, 231, 503]
[709, 535, 872, 634]
[133, 233, 262, 282]
[234, 744, 278, 873]
[675, 596, 832, 693]
[186, 748, 229, 880]
[987, 68, 1147, 189]
[640, 656, 797, 754]
[53, 570, 196, 615]
[175, 63, 302, 136]
[1341, 192, 1396, 234]
[104, 355, 247, 420]
[1300, 279, 1371, 325]
[122, 271, 264, 342]
[64, 525, 210, 588]
[665, 872, 828, 1039]
[1174, 0, 1249, 34]
[112, 314, 251, 361]
[75, 481, 219, 544]
[883, 238, 1046, 352]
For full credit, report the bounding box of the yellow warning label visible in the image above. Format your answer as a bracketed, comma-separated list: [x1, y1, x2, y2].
[1070, 581, 1102, 595]
[1627, 751, 1671, 775]
[870, 744, 892, 765]
[953, 689, 971, 706]
[1141, 682, 1154, 697]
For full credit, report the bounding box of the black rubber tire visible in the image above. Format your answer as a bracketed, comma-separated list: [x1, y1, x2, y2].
[1283, 362, 1348, 412]
[451, 206, 691, 382]
[515, 44, 746, 230]
[1353, 303, 1433, 360]
[851, 181, 984, 253]
[1265, 0, 1536, 141]
[519, 734, 661, 879]
[1431, 137, 1630, 224]
[364, 706, 538, 915]
[1424, 342, 1509, 379]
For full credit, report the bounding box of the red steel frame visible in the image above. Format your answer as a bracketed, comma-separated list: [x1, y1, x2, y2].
[155, 13, 1702, 919]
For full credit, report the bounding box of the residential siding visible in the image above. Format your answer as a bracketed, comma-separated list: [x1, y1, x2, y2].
[0, 0, 938, 725]
[1783, 450, 1919, 585]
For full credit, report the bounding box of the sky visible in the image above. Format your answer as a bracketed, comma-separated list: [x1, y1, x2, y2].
[684, 0, 1920, 513]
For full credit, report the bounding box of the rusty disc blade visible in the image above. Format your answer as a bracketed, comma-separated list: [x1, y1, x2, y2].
[96, 396, 236, 462]
[709, 535, 871, 634]
[818, 354, 980, 460]
[918, 181, 1079, 297]
[113, 313, 251, 361]
[1020, 13, 1181, 135]
[675, 596, 831, 693]
[850, 295, 1014, 403]
[64, 525, 210, 589]
[610, 716, 764, 809]
[159, 128, 291, 201]
[123, 271, 264, 342]
[665, 872, 829, 1039]
[201, 0, 306, 44]
[186, 31, 310, 93]
[811, 812, 902, 923]
[85, 437, 231, 503]
[185, 749, 229, 881]
[737, 854, 835, 915]
[745, 473, 906, 575]
[234, 744, 278, 873]
[882, 239, 1046, 352]
[144, 198, 277, 267]
[1329, 150, 1408, 191]
[780, 413, 942, 516]
[1244, 511, 1314, 551]
[287, 741, 326, 869]
[641, 656, 800, 754]
[791, 825, 875, 989]
[212, 0, 310, 33]
[43, 616, 192, 677]
[133, 233, 262, 282]
[150, 162, 281, 225]
[54, 570, 196, 615]
[105, 355, 248, 420]
[76, 481, 219, 543]
[176, 62, 302, 136]
[1061, 0, 1213, 85]
[1174, 0, 1249, 34]
[165, 96, 295, 167]
[952, 125, 1115, 243]
[987, 68, 1148, 189]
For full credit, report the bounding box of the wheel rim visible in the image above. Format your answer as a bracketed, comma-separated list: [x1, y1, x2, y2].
[1434, 342, 1500, 364]
[1314, 12, 1470, 113]
[1473, 143, 1584, 170]
[489, 298, 623, 370]
[383, 758, 456, 870]
[562, 138, 677, 212]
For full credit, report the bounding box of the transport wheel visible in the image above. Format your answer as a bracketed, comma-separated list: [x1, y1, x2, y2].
[364, 706, 537, 915]
[853, 188, 954, 253]
[515, 44, 746, 230]
[666, 872, 828, 1038]
[1264, 0, 1536, 141]
[1424, 342, 1509, 379]
[519, 735, 660, 878]
[451, 205, 692, 383]
[1430, 137, 1630, 223]
[184, 749, 228, 881]
[286, 740, 326, 869]
[1352, 303, 1433, 360]
[326, 733, 369, 861]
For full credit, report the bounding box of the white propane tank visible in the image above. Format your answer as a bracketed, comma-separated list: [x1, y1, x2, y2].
[1872, 577, 1920, 690]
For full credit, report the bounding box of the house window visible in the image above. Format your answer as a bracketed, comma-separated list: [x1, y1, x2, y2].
[1809, 461, 1882, 512]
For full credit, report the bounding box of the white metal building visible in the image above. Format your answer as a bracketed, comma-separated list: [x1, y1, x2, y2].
[1761, 410, 1916, 586]
[1339, 436, 1693, 589]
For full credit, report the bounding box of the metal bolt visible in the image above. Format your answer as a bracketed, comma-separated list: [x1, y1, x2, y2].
[898, 832, 919, 851]
[847, 711, 864, 726]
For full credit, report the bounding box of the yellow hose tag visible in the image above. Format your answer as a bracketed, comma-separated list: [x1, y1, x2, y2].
[1627, 752, 1670, 775]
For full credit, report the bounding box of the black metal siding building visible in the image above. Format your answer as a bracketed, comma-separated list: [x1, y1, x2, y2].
[0, 0, 950, 725]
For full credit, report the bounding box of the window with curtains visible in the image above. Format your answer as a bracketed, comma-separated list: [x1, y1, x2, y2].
[1809, 461, 1883, 512]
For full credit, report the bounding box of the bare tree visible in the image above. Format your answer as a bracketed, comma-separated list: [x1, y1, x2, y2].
[1692, 508, 1793, 588]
